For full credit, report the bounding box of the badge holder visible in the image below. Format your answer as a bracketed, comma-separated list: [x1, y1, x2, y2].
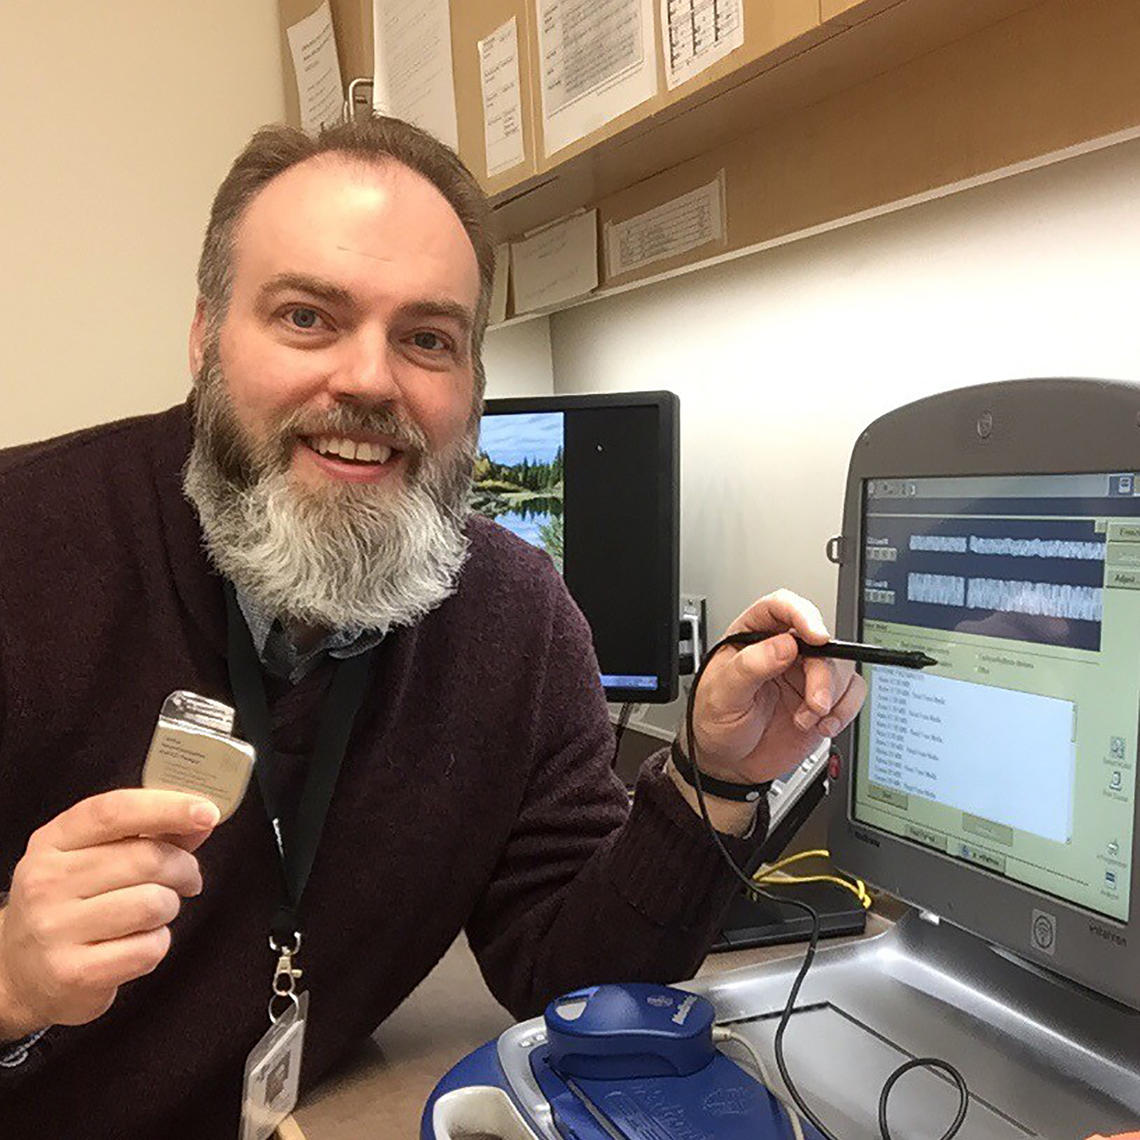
[240, 933, 309, 1140]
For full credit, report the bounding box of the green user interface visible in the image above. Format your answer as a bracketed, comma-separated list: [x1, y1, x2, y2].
[853, 473, 1138, 922]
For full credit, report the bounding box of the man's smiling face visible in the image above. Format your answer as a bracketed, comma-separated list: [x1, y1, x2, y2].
[190, 154, 482, 493]
[182, 153, 485, 632]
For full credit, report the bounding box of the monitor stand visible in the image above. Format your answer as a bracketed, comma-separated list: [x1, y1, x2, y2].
[695, 908, 1140, 1139]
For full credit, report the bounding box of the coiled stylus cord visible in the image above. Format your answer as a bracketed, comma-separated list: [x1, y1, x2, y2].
[685, 632, 970, 1140]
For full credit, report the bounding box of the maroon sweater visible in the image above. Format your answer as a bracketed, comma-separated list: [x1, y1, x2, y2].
[0, 404, 761, 1137]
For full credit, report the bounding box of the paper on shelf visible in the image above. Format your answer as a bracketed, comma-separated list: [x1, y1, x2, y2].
[489, 243, 510, 326]
[536, 0, 658, 158]
[286, 1, 345, 135]
[511, 211, 599, 313]
[372, 0, 459, 150]
[661, 0, 744, 90]
[605, 172, 725, 278]
[479, 17, 526, 177]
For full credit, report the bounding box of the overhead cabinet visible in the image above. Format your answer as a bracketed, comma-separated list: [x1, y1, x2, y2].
[279, 0, 1140, 318]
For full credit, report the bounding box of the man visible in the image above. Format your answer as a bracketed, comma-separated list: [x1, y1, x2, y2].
[0, 116, 864, 1135]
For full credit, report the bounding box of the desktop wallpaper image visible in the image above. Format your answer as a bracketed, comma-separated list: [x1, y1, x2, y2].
[471, 411, 565, 572]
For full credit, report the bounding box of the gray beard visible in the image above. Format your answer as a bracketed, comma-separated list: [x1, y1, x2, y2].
[183, 357, 476, 634]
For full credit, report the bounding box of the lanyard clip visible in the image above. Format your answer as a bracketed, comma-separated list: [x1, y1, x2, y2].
[273, 950, 303, 995]
[270, 933, 303, 997]
[268, 932, 303, 1024]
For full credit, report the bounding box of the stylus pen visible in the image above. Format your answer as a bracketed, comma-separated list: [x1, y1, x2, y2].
[794, 637, 937, 669]
[722, 631, 937, 669]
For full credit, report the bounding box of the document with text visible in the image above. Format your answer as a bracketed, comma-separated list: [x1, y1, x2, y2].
[605, 172, 725, 277]
[479, 17, 526, 177]
[286, 1, 345, 135]
[661, 0, 744, 89]
[537, 0, 658, 157]
[372, 0, 458, 149]
[512, 211, 599, 312]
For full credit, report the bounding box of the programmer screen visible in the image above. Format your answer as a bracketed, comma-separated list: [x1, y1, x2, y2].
[852, 472, 1139, 922]
[472, 403, 674, 697]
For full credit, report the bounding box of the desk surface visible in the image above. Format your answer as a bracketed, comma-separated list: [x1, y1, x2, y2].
[292, 913, 894, 1138]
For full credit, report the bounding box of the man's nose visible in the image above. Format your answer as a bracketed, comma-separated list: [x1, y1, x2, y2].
[327, 327, 399, 404]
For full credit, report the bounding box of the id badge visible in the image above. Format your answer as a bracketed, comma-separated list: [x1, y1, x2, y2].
[239, 991, 309, 1140]
[142, 691, 255, 821]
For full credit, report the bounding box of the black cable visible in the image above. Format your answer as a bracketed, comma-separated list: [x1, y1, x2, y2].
[878, 1058, 969, 1140]
[612, 702, 633, 769]
[685, 632, 970, 1140]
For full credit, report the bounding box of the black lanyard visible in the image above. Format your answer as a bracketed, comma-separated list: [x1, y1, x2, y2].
[224, 582, 373, 948]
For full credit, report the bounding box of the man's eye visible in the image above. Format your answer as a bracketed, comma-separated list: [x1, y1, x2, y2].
[411, 331, 448, 352]
[287, 307, 321, 330]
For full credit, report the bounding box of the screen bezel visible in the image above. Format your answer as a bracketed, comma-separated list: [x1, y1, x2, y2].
[827, 378, 1140, 1011]
[480, 391, 680, 704]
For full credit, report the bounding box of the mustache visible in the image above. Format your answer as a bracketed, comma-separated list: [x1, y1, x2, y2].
[276, 403, 429, 454]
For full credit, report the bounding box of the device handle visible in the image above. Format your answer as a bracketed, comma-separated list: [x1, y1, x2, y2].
[430, 1086, 540, 1140]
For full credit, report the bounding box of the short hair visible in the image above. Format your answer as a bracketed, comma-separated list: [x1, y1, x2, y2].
[196, 116, 496, 395]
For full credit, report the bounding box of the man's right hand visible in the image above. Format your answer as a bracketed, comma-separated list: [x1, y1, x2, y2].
[0, 789, 220, 1041]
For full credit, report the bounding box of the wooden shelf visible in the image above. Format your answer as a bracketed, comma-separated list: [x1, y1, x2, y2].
[492, 0, 1051, 234]
[489, 0, 1140, 308]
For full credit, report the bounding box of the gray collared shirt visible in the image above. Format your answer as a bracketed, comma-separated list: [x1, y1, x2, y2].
[234, 588, 384, 682]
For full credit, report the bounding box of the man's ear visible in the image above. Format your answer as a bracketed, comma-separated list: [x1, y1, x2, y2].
[188, 297, 209, 380]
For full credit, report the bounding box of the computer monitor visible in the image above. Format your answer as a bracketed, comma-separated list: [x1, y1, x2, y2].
[472, 391, 679, 704]
[829, 378, 1140, 1011]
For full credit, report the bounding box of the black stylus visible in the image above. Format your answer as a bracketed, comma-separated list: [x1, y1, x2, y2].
[723, 631, 937, 669]
[795, 637, 937, 669]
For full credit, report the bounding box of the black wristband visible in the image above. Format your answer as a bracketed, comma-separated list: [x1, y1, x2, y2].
[669, 738, 769, 803]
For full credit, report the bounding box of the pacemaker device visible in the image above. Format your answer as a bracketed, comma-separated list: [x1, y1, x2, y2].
[422, 379, 1140, 1140]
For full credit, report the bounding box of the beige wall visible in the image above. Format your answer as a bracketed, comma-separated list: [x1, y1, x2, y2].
[0, 1, 286, 448]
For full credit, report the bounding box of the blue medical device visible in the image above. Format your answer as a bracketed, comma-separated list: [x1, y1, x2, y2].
[422, 982, 816, 1139]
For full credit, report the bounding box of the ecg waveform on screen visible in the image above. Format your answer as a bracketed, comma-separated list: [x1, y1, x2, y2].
[908, 535, 1104, 560]
[908, 573, 966, 605]
[866, 503, 1108, 650]
[909, 535, 968, 553]
[966, 578, 1103, 621]
[906, 573, 1103, 621]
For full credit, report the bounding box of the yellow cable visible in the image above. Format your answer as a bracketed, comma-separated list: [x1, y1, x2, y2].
[756, 848, 832, 874]
[751, 849, 872, 908]
[754, 872, 870, 907]
[754, 871, 872, 909]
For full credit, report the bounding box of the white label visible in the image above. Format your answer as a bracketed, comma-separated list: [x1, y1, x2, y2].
[285, 1, 345, 135]
[372, 0, 459, 150]
[605, 172, 725, 277]
[661, 0, 744, 89]
[479, 17, 526, 177]
[537, 0, 658, 157]
[511, 211, 599, 313]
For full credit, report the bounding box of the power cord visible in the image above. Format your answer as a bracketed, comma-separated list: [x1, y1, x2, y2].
[713, 1026, 806, 1140]
[685, 632, 970, 1140]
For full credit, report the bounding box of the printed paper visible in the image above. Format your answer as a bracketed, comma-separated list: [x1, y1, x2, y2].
[511, 211, 599, 313]
[479, 18, 526, 177]
[605, 172, 725, 277]
[286, 1, 345, 134]
[489, 243, 510, 325]
[372, 0, 459, 150]
[537, 0, 658, 157]
[661, 0, 744, 90]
